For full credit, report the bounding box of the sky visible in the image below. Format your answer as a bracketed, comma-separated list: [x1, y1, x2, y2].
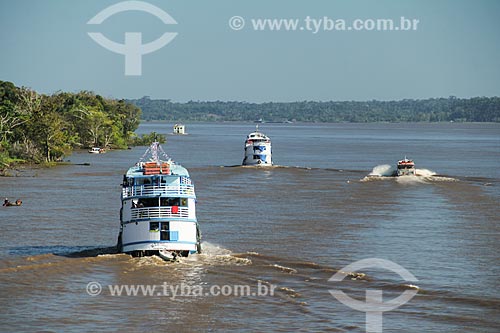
[0, 0, 499, 102]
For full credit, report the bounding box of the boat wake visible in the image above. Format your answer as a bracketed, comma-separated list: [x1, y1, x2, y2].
[416, 168, 436, 177]
[362, 165, 457, 183]
[180, 242, 252, 266]
[221, 164, 287, 169]
[0, 246, 129, 273]
[1, 243, 253, 272]
[369, 164, 395, 177]
[129, 242, 252, 267]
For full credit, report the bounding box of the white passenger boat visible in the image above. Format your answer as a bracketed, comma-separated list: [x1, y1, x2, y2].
[396, 157, 416, 176]
[117, 142, 201, 259]
[88, 147, 105, 154]
[173, 124, 186, 135]
[242, 126, 272, 166]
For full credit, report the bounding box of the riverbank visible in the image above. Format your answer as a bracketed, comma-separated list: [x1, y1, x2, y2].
[0, 160, 82, 177]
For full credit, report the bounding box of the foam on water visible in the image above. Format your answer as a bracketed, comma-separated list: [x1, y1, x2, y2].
[416, 168, 437, 177]
[369, 164, 395, 177]
[128, 242, 252, 267]
[193, 242, 252, 266]
[396, 174, 428, 184]
[363, 165, 458, 183]
[404, 284, 420, 290]
[198, 242, 232, 256]
[270, 263, 298, 274]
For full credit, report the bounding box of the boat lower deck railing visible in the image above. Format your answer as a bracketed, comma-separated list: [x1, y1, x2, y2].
[130, 207, 190, 220]
[123, 184, 195, 198]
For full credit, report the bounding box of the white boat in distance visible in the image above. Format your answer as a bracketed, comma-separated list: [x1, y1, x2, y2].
[88, 147, 105, 154]
[117, 142, 201, 259]
[396, 156, 416, 176]
[242, 126, 272, 166]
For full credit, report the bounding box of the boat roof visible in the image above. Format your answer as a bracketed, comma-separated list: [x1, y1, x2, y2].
[246, 125, 270, 141]
[397, 157, 414, 165]
[246, 131, 270, 140]
[125, 141, 190, 178]
[126, 163, 189, 178]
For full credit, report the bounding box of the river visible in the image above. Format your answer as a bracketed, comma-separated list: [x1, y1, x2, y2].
[1, 122, 499, 332]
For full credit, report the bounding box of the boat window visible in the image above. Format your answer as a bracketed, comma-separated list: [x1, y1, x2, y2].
[160, 198, 181, 206]
[180, 198, 187, 206]
[137, 198, 158, 207]
[135, 177, 153, 185]
[149, 222, 159, 232]
[160, 222, 170, 240]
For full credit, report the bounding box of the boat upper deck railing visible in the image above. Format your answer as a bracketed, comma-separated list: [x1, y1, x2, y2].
[130, 206, 190, 220]
[122, 184, 195, 198]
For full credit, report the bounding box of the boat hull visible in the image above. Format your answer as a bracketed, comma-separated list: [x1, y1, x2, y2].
[120, 219, 199, 254]
[242, 142, 272, 166]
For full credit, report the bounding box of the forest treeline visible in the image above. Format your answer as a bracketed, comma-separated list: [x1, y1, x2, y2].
[2, 78, 499, 168]
[0, 80, 141, 166]
[131, 96, 500, 122]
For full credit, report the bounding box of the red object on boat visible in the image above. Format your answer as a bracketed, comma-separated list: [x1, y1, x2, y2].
[171, 206, 179, 214]
[143, 162, 162, 175]
[161, 162, 170, 174]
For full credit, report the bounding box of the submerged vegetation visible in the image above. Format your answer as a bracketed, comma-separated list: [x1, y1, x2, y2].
[132, 96, 500, 123]
[0, 80, 141, 167]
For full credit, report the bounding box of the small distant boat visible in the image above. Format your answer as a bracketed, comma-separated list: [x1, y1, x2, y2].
[242, 126, 272, 166]
[88, 147, 105, 154]
[173, 124, 186, 135]
[3, 198, 22, 207]
[396, 157, 416, 176]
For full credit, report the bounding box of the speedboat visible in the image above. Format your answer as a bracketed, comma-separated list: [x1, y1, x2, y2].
[396, 157, 416, 176]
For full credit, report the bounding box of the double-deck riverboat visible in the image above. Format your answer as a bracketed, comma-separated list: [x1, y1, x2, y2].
[117, 142, 201, 259]
[242, 126, 272, 166]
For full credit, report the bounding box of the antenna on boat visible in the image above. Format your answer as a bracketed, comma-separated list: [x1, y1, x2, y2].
[151, 141, 159, 162]
[255, 124, 259, 132]
[137, 140, 172, 165]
